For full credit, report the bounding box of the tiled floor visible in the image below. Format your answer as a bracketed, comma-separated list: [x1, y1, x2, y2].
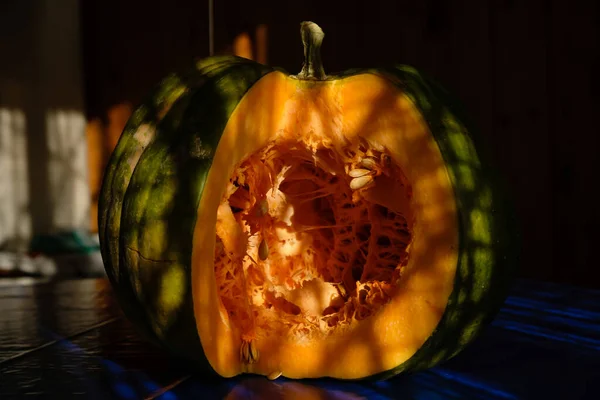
[0, 278, 598, 399]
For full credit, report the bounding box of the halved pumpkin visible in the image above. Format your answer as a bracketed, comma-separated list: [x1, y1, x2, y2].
[99, 22, 518, 380]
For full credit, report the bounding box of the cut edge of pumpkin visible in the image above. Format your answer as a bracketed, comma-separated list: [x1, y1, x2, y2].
[191, 70, 459, 379]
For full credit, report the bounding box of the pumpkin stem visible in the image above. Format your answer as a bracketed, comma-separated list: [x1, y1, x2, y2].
[297, 21, 326, 80]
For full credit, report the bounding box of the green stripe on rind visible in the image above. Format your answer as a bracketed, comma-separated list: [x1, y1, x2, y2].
[367, 66, 520, 379]
[99, 74, 184, 284]
[98, 56, 272, 367]
[98, 74, 189, 350]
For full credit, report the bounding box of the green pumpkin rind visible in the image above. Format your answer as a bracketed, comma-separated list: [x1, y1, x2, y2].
[98, 56, 273, 366]
[365, 66, 520, 379]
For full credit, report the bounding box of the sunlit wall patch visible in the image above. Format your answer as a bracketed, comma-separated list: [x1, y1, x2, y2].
[0, 108, 31, 246]
[46, 109, 90, 231]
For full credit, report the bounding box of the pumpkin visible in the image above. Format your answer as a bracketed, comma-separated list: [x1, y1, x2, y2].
[99, 21, 518, 380]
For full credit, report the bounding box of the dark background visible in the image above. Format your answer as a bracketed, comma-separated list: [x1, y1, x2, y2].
[3, 0, 600, 288]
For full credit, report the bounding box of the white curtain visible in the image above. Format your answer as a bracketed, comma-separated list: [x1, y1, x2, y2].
[0, 0, 89, 251]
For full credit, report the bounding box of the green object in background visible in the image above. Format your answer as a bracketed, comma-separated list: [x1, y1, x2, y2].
[29, 230, 100, 256]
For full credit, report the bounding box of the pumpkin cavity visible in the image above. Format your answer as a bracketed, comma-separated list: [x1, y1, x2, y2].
[214, 138, 414, 344]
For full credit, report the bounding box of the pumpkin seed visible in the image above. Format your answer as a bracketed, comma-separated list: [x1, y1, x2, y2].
[240, 340, 249, 363]
[267, 371, 283, 380]
[348, 168, 371, 178]
[350, 175, 374, 190]
[249, 340, 259, 363]
[359, 157, 377, 169]
[258, 238, 269, 261]
[240, 339, 259, 364]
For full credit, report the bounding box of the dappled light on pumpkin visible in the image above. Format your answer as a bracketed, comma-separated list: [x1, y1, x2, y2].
[100, 21, 517, 383]
[364, 65, 517, 377]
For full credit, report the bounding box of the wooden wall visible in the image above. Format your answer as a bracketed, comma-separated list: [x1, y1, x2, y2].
[81, 0, 600, 288]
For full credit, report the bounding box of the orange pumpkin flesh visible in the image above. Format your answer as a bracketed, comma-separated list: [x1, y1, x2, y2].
[192, 72, 458, 379]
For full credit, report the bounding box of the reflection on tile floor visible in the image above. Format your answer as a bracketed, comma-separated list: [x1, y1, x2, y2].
[0, 278, 598, 399]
